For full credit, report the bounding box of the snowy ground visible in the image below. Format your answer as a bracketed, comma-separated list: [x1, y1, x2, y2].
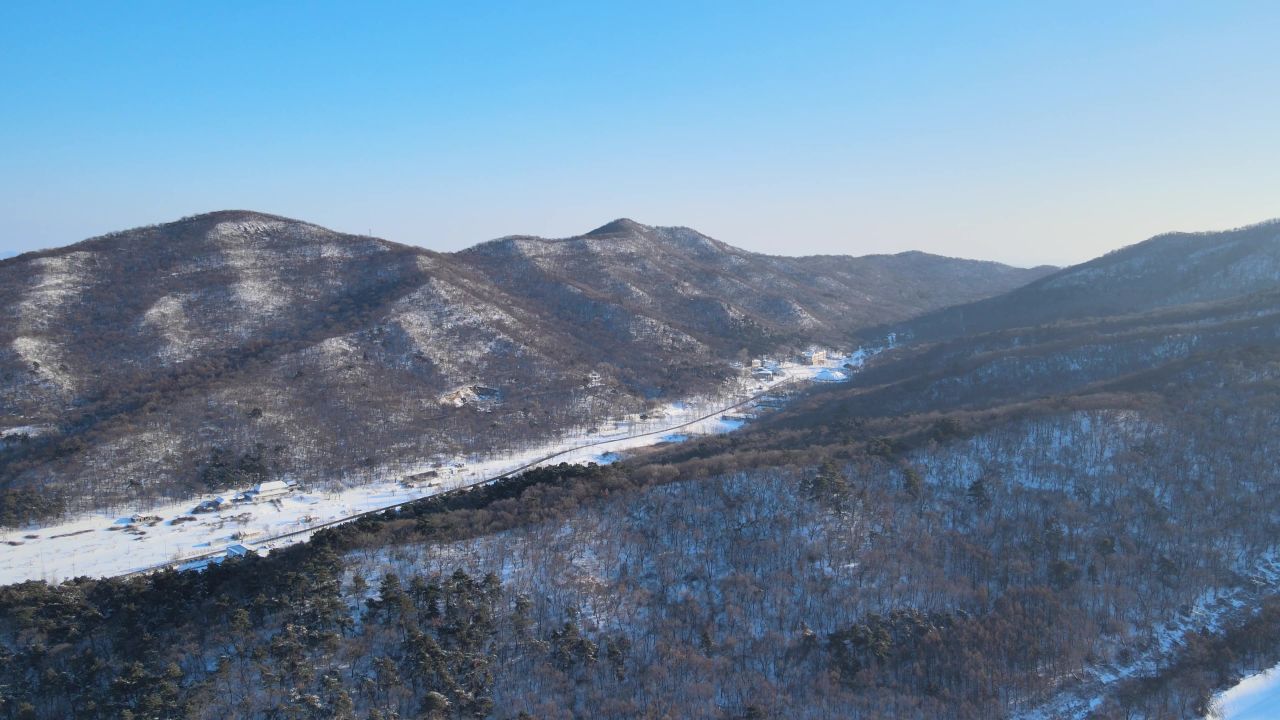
[1208, 664, 1280, 720]
[0, 355, 854, 585]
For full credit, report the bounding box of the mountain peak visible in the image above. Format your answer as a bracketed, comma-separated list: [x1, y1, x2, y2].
[170, 209, 300, 227]
[585, 218, 650, 237]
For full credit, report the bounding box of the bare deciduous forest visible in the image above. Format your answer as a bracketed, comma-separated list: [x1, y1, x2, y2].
[4, 218, 1280, 719]
[5, 316, 1280, 718]
[0, 212, 1047, 523]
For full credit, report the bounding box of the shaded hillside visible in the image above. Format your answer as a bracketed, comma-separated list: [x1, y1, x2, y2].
[777, 288, 1280, 428]
[873, 219, 1280, 344]
[0, 211, 1043, 522]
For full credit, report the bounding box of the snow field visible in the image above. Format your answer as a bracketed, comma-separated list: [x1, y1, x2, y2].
[1208, 664, 1280, 720]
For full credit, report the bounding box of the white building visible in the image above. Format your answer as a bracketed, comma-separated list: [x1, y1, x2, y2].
[251, 480, 292, 498]
[225, 544, 253, 558]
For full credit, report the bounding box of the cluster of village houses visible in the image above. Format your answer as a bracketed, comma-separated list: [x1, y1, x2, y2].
[733, 348, 832, 381]
[170, 480, 301, 571]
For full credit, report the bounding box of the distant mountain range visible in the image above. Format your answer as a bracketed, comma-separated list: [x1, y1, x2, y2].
[0, 210, 1049, 521]
[873, 219, 1280, 344]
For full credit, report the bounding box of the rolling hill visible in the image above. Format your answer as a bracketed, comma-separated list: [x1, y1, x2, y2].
[872, 219, 1280, 344]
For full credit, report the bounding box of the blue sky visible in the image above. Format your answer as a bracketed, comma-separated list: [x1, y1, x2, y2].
[1, 1, 1277, 266]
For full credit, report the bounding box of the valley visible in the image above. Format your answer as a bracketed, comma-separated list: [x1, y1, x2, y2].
[0, 353, 854, 585]
[0, 212, 1043, 526]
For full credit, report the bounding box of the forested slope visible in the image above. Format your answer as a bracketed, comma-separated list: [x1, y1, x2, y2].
[0, 211, 1046, 524]
[5, 264, 1280, 718]
[5, 217, 1280, 719]
[872, 219, 1280, 344]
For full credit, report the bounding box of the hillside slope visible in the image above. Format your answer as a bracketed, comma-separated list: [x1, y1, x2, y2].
[460, 218, 1051, 347]
[874, 219, 1280, 343]
[0, 211, 1046, 523]
[4, 220, 1280, 719]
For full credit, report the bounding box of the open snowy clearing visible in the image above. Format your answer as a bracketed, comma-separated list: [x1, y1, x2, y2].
[1207, 664, 1280, 720]
[0, 356, 855, 585]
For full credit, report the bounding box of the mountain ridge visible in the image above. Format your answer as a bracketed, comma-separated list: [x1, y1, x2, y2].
[0, 210, 1050, 523]
[7, 210, 1062, 269]
[872, 217, 1280, 344]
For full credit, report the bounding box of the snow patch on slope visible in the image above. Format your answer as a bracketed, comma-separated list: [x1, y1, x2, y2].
[15, 252, 96, 330]
[141, 294, 203, 363]
[11, 336, 75, 394]
[388, 275, 529, 382]
[9, 251, 98, 392]
[211, 220, 293, 333]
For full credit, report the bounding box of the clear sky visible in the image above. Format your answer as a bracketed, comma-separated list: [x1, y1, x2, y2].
[1, 1, 1277, 266]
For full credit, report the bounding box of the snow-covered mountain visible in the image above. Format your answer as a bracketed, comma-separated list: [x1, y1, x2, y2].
[461, 217, 1050, 345]
[5, 216, 1280, 719]
[0, 210, 1049, 523]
